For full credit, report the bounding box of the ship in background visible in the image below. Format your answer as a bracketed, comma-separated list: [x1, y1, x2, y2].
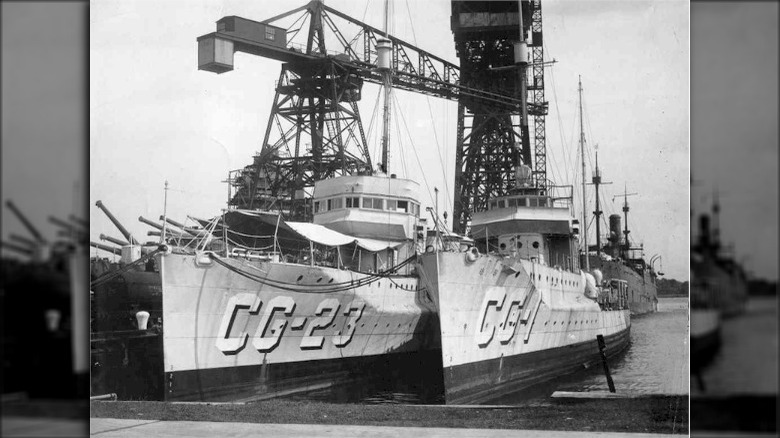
[690, 194, 748, 373]
[578, 87, 659, 316]
[586, 189, 660, 316]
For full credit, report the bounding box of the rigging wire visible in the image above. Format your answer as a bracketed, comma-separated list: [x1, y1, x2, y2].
[209, 252, 416, 294]
[403, 0, 453, 215]
[541, 43, 566, 188]
[392, 92, 438, 210]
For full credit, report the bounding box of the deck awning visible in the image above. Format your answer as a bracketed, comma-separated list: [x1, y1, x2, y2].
[286, 221, 404, 252]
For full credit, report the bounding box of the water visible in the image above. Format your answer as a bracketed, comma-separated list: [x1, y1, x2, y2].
[552, 297, 689, 396]
[692, 296, 778, 396]
[490, 296, 689, 403]
[282, 298, 689, 404]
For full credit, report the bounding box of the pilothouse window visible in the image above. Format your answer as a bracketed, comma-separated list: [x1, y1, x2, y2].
[363, 197, 383, 209]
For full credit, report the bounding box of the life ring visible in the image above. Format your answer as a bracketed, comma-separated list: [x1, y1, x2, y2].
[466, 246, 480, 262]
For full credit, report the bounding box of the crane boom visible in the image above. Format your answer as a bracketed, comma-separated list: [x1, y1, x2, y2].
[197, 8, 544, 113]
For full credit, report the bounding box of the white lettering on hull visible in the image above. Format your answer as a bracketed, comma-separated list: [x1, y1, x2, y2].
[253, 296, 296, 352]
[216, 295, 367, 355]
[215, 293, 262, 355]
[476, 287, 540, 348]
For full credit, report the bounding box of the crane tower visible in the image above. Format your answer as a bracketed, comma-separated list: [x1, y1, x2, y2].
[450, 0, 548, 233]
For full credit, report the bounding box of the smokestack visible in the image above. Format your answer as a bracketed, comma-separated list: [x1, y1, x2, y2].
[699, 214, 711, 249]
[608, 214, 622, 246]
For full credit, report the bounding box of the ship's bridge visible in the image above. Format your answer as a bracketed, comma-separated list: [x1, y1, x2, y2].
[470, 186, 580, 270]
[312, 174, 423, 242]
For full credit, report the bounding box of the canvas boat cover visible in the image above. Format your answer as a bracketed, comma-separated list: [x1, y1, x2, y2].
[219, 210, 403, 252]
[286, 221, 404, 252]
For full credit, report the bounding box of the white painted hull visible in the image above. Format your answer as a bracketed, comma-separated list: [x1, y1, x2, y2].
[418, 251, 631, 404]
[159, 252, 439, 401]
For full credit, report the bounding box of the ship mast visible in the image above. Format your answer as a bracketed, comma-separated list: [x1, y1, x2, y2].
[622, 184, 630, 258]
[379, 0, 392, 174]
[578, 76, 589, 271]
[516, 0, 531, 170]
[592, 150, 603, 257]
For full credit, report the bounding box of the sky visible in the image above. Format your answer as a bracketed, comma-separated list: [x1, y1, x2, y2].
[87, 0, 690, 280]
[1, 3, 87, 250]
[690, 2, 778, 282]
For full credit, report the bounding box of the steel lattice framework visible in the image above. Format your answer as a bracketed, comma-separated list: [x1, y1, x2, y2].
[198, 0, 545, 221]
[530, 0, 547, 188]
[450, 0, 548, 233]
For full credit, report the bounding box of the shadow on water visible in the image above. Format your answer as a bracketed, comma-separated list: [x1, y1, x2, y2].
[280, 349, 446, 405]
[280, 298, 689, 405]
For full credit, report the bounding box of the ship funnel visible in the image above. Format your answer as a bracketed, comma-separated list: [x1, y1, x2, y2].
[515, 164, 533, 189]
[136, 311, 150, 330]
[608, 214, 622, 245]
[698, 214, 711, 248]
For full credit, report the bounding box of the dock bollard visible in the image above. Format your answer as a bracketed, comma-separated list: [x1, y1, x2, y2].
[45, 309, 61, 332]
[136, 311, 150, 330]
[596, 334, 616, 393]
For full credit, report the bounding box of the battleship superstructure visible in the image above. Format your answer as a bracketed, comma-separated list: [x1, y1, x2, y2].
[690, 201, 748, 370]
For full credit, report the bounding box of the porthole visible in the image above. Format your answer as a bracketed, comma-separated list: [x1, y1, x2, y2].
[500, 243, 507, 250]
[533, 241, 540, 249]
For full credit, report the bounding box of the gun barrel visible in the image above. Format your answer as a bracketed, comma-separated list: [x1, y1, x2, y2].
[49, 216, 79, 231]
[158, 216, 201, 236]
[99, 234, 127, 247]
[9, 234, 37, 247]
[5, 200, 46, 243]
[89, 241, 122, 255]
[138, 216, 164, 231]
[1, 240, 35, 256]
[68, 215, 88, 228]
[95, 200, 137, 245]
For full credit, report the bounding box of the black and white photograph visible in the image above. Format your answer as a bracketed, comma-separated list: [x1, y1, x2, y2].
[2, 0, 775, 437]
[87, 0, 689, 435]
[689, 1, 778, 435]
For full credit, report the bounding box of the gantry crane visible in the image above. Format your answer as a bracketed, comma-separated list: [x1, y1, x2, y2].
[450, 0, 547, 232]
[197, 0, 547, 222]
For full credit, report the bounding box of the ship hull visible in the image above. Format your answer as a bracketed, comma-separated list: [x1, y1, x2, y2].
[419, 251, 631, 405]
[690, 308, 720, 371]
[443, 327, 629, 404]
[164, 348, 442, 402]
[589, 256, 658, 316]
[159, 252, 439, 402]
